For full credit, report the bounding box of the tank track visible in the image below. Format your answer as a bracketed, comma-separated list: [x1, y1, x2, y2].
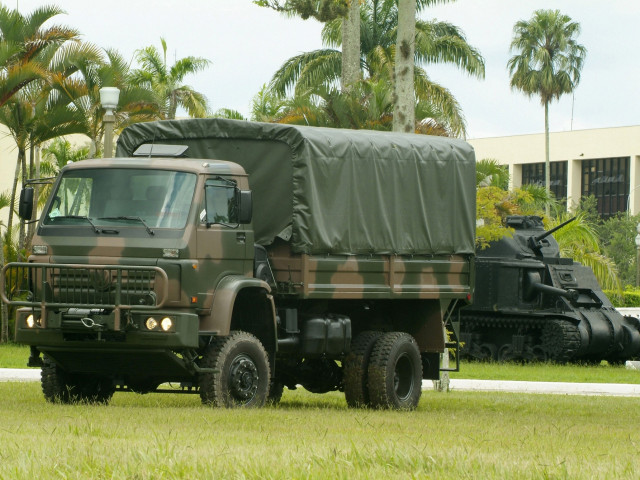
[460, 312, 580, 363]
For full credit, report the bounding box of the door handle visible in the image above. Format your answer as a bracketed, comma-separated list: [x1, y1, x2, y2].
[236, 232, 246, 244]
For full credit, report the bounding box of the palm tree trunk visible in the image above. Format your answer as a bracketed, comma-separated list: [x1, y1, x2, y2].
[341, 0, 361, 92]
[6, 152, 22, 243]
[18, 149, 27, 259]
[393, 0, 416, 133]
[544, 99, 550, 217]
[0, 229, 8, 343]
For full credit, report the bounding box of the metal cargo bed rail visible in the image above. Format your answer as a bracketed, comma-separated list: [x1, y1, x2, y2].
[1, 263, 169, 330]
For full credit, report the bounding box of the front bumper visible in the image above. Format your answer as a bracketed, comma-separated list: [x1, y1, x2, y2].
[15, 307, 200, 349]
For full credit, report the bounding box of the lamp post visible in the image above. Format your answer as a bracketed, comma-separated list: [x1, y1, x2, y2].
[99, 87, 120, 158]
[635, 222, 640, 287]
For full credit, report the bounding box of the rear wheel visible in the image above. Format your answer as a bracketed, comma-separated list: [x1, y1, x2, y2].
[343, 331, 383, 408]
[41, 356, 115, 404]
[367, 332, 422, 410]
[199, 331, 270, 408]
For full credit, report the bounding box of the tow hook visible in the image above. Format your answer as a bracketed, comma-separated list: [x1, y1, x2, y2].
[81, 317, 105, 341]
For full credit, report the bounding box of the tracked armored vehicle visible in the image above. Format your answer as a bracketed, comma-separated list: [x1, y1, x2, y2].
[460, 215, 640, 363]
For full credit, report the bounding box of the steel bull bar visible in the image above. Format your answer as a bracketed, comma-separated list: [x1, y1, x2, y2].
[1, 263, 169, 331]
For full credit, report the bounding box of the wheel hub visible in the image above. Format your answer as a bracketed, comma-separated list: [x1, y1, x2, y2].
[393, 353, 414, 401]
[228, 354, 259, 401]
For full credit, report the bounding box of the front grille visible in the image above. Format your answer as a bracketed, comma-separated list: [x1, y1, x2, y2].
[1, 263, 168, 310]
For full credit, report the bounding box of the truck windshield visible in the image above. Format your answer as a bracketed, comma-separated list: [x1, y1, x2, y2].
[43, 168, 197, 229]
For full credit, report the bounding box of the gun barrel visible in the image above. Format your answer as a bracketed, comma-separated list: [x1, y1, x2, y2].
[534, 216, 577, 243]
[532, 282, 578, 301]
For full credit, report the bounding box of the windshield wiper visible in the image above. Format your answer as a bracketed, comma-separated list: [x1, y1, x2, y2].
[49, 215, 100, 234]
[98, 216, 155, 236]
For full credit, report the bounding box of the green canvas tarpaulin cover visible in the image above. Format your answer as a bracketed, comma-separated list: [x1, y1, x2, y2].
[116, 118, 476, 256]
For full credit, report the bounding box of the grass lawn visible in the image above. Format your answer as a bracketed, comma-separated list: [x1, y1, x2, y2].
[0, 383, 638, 479]
[2, 343, 640, 383]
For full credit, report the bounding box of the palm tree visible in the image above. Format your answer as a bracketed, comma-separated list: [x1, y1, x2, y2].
[507, 9, 586, 215]
[550, 211, 620, 291]
[393, 0, 416, 133]
[476, 158, 510, 189]
[269, 0, 484, 136]
[54, 48, 159, 156]
[0, 5, 83, 107]
[0, 190, 11, 343]
[131, 38, 211, 120]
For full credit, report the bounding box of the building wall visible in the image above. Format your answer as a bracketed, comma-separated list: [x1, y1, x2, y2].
[468, 125, 640, 216]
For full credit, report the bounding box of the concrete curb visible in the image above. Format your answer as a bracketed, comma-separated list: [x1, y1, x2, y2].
[0, 368, 40, 382]
[445, 379, 640, 397]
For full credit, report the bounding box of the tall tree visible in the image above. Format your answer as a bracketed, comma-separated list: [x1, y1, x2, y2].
[254, 0, 359, 92]
[0, 190, 10, 342]
[268, 0, 484, 137]
[55, 48, 159, 156]
[393, 0, 416, 132]
[341, 0, 361, 91]
[507, 9, 586, 215]
[131, 38, 211, 120]
[0, 5, 78, 107]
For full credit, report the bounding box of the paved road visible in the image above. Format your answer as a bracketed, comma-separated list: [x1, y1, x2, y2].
[2, 368, 639, 397]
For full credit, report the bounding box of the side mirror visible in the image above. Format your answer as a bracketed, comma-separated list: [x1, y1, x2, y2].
[237, 190, 253, 224]
[18, 187, 34, 220]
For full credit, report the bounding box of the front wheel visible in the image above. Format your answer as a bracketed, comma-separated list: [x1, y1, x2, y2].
[41, 356, 115, 404]
[367, 332, 422, 410]
[199, 331, 270, 408]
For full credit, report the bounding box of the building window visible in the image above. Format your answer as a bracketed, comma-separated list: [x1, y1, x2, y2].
[581, 157, 629, 219]
[521, 161, 568, 201]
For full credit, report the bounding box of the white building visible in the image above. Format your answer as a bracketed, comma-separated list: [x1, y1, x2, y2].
[468, 125, 640, 218]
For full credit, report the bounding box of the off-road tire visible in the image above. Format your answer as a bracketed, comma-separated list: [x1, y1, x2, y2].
[42, 356, 115, 404]
[343, 330, 383, 408]
[367, 332, 422, 410]
[541, 319, 581, 363]
[199, 331, 270, 408]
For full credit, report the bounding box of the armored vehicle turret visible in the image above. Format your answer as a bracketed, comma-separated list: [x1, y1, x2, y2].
[460, 215, 640, 363]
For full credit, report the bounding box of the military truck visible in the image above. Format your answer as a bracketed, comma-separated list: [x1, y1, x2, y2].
[1, 119, 476, 409]
[460, 215, 640, 363]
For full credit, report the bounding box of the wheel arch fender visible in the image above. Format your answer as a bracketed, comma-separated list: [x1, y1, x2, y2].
[200, 275, 277, 355]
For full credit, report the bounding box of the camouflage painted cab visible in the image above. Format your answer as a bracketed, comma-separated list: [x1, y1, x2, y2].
[1, 119, 476, 409]
[460, 215, 640, 363]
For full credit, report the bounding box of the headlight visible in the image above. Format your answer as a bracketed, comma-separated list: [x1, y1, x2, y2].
[25, 314, 41, 328]
[160, 317, 173, 332]
[145, 317, 158, 330]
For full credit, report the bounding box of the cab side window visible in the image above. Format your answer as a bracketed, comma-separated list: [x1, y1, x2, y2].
[204, 179, 237, 225]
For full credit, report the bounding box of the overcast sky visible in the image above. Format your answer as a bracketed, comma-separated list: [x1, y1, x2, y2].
[14, 0, 640, 139]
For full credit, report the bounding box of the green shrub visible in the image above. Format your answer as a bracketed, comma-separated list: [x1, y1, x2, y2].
[605, 287, 640, 307]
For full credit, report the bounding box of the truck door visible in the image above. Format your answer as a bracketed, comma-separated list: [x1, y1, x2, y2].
[196, 178, 253, 282]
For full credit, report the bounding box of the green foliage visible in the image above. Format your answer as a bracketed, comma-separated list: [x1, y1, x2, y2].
[266, 0, 484, 137]
[476, 158, 509, 189]
[550, 210, 621, 291]
[213, 108, 247, 121]
[598, 212, 640, 287]
[475, 186, 531, 248]
[254, 0, 348, 21]
[604, 287, 640, 308]
[131, 37, 211, 120]
[507, 9, 586, 106]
